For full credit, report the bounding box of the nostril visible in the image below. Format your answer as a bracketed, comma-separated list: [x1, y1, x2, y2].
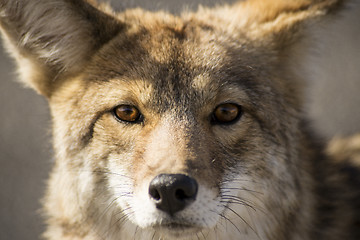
[175, 189, 186, 200]
[175, 182, 197, 201]
[175, 189, 188, 201]
[149, 187, 161, 201]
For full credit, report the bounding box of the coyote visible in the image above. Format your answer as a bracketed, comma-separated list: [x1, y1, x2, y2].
[0, 0, 359, 239]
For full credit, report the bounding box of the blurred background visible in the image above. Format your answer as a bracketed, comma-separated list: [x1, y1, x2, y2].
[0, 0, 359, 239]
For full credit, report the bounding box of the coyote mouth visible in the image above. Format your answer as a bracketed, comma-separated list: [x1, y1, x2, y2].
[161, 223, 193, 230]
[153, 221, 201, 236]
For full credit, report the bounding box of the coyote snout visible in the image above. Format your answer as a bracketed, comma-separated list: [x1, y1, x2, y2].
[110, 112, 228, 237]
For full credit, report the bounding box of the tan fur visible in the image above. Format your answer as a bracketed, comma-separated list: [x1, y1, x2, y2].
[327, 134, 360, 165]
[1, 0, 359, 239]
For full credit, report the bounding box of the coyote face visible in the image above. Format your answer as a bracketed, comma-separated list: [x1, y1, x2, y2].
[1, 0, 359, 239]
[49, 20, 296, 238]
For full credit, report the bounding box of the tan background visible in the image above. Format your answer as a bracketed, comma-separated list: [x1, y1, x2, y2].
[0, 0, 359, 239]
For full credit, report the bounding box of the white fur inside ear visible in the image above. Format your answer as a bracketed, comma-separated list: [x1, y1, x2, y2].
[16, 1, 95, 73]
[0, 0, 121, 95]
[0, 32, 43, 92]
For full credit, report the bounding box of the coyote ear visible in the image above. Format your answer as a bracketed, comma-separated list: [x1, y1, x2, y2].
[237, 0, 344, 47]
[0, 0, 124, 97]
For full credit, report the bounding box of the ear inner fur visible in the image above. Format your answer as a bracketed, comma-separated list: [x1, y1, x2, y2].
[0, 0, 125, 97]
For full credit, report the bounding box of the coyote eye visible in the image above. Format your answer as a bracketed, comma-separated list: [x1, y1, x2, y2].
[113, 105, 141, 123]
[212, 103, 242, 124]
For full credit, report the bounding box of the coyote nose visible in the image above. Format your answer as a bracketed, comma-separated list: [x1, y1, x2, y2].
[148, 174, 198, 216]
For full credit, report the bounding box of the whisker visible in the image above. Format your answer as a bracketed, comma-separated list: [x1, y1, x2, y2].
[219, 212, 242, 235]
[151, 230, 156, 240]
[223, 204, 259, 237]
[133, 226, 139, 240]
[93, 170, 134, 180]
[195, 233, 201, 240]
[110, 207, 133, 229]
[210, 209, 232, 235]
[220, 186, 265, 203]
[220, 200, 256, 212]
[221, 193, 258, 209]
[97, 196, 121, 223]
[221, 193, 267, 214]
[199, 230, 206, 240]
[221, 187, 263, 195]
[221, 178, 266, 187]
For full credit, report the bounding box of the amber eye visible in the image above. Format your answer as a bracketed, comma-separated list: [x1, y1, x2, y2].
[113, 105, 141, 123]
[212, 103, 242, 124]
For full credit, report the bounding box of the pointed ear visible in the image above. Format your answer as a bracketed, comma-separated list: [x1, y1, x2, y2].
[0, 0, 124, 97]
[235, 0, 344, 46]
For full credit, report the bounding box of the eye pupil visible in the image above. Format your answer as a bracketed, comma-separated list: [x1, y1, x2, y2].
[213, 103, 242, 124]
[114, 105, 141, 123]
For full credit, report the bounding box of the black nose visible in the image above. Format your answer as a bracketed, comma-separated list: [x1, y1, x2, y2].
[148, 174, 198, 216]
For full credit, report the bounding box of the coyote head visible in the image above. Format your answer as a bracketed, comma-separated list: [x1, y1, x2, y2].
[0, 0, 345, 239]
